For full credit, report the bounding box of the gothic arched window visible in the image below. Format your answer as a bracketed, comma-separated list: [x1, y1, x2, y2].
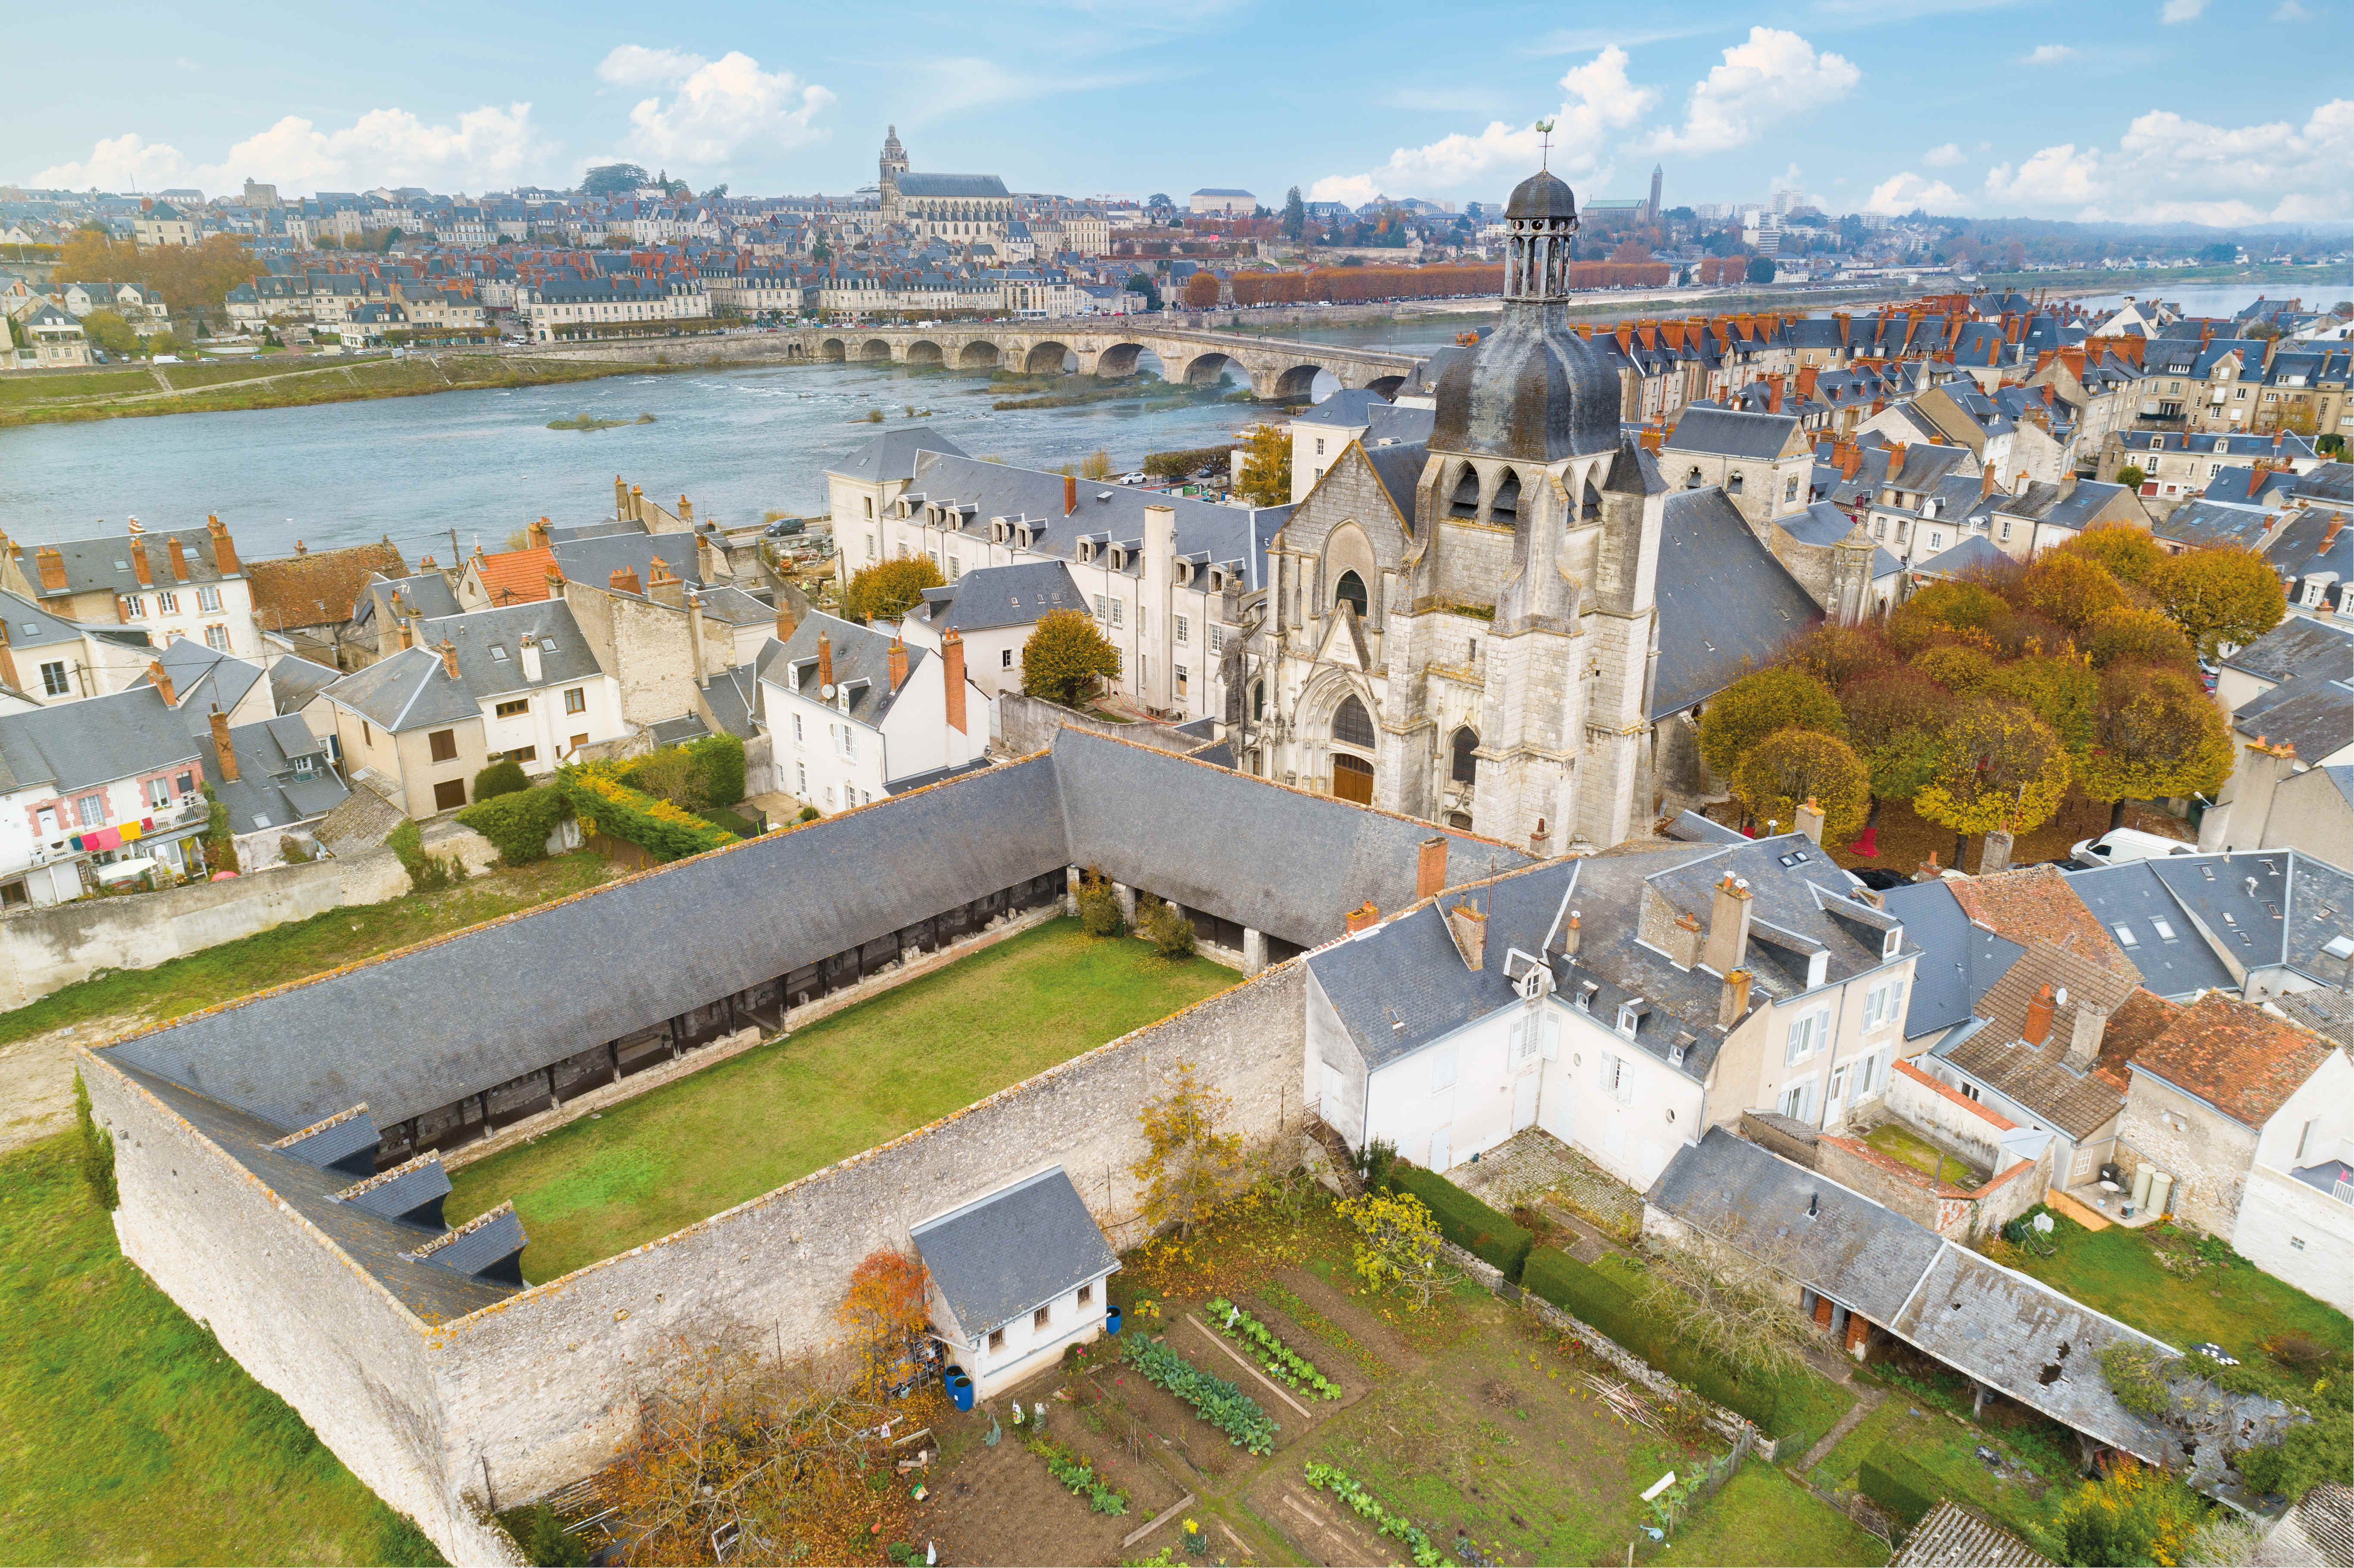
[1451, 726, 1479, 784]
[1334, 569, 1368, 619]
[1490, 472, 1521, 523]
[1252, 680, 1265, 721]
[1448, 465, 1482, 518]
[1333, 694, 1374, 750]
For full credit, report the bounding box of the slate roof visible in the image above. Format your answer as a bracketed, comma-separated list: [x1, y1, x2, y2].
[913, 561, 1086, 633]
[2145, 850, 2353, 986]
[2062, 864, 2239, 1000]
[700, 659, 764, 740]
[1878, 880, 2027, 1039]
[14, 525, 240, 599]
[1913, 534, 2010, 580]
[832, 427, 970, 483]
[1650, 488, 1824, 718]
[2131, 993, 2336, 1129]
[268, 656, 343, 716]
[0, 587, 148, 652]
[910, 1167, 1119, 1338]
[0, 684, 199, 795]
[153, 638, 266, 733]
[760, 610, 927, 730]
[1293, 389, 1390, 429]
[1996, 479, 2132, 531]
[1363, 441, 1428, 526]
[1663, 406, 1803, 461]
[201, 714, 349, 834]
[2223, 615, 2351, 687]
[2157, 498, 2276, 551]
[2264, 504, 2354, 592]
[353, 571, 461, 629]
[1647, 1128, 1943, 1322]
[552, 531, 702, 595]
[895, 174, 1011, 199]
[324, 601, 603, 731]
[247, 540, 407, 632]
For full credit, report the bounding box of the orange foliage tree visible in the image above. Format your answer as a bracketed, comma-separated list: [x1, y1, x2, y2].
[55, 227, 261, 318]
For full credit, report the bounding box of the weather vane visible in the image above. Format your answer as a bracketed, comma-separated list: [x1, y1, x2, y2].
[1534, 119, 1556, 170]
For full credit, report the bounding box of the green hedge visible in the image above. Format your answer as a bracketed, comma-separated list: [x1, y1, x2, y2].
[1856, 1449, 1940, 1529]
[456, 784, 571, 865]
[690, 732, 746, 807]
[560, 769, 737, 862]
[1387, 1166, 1533, 1283]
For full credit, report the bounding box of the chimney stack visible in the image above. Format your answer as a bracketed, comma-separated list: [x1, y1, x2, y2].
[1560, 910, 1582, 958]
[1716, 968, 1753, 1028]
[168, 536, 189, 580]
[1671, 911, 1705, 969]
[210, 708, 238, 782]
[397, 619, 414, 650]
[1345, 900, 1381, 934]
[817, 633, 834, 694]
[149, 659, 175, 706]
[35, 547, 66, 593]
[1416, 835, 1448, 903]
[2024, 983, 2057, 1047]
[1065, 473, 1079, 517]
[295, 539, 307, 555]
[1794, 797, 1825, 845]
[887, 638, 908, 692]
[545, 563, 566, 602]
[1445, 899, 1486, 971]
[131, 541, 153, 588]
[207, 515, 238, 575]
[679, 495, 693, 526]
[527, 516, 551, 549]
[942, 628, 966, 733]
[647, 558, 686, 609]
[438, 638, 459, 679]
[775, 597, 797, 645]
[1701, 872, 1753, 974]
[2065, 999, 2109, 1071]
[609, 566, 643, 595]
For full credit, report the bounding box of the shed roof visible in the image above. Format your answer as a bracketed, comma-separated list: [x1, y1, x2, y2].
[911, 1167, 1118, 1337]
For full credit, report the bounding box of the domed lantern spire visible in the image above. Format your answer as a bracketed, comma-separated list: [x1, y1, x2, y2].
[1504, 121, 1577, 305]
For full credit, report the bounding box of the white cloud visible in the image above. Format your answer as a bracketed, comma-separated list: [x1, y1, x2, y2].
[601, 47, 833, 170]
[1983, 99, 2354, 223]
[1647, 28, 1860, 156]
[2161, 0, 2207, 20]
[1309, 46, 1652, 204]
[2273, 0, 2310, 16]
[1865, 171, 1964, 214]
[34, 104, 548, 196]
[1923, 141, 1965, 166]
[2023, 44, 2077, 64]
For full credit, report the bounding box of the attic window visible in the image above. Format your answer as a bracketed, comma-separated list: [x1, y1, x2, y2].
[2151, 918, 2177, 941]
[251, 813, 271, 828]
[490, 646, 509, 661]
[539, 638, 557, 653]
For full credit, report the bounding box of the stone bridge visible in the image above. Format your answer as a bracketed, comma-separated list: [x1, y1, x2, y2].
[784, 323, 1422, 400]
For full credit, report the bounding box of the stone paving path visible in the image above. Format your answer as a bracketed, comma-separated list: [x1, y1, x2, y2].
[1800, 1386, 1886, 1474]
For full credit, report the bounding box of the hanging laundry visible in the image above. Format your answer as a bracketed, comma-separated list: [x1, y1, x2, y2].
[119, 820, 144, 843]
[85, 826, 122, 852]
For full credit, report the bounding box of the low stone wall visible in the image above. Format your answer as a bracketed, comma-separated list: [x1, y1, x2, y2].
[0, 825, 499, 1009]
[996, 691, 1210, 761]
[1884, 1060, 2015, 1175]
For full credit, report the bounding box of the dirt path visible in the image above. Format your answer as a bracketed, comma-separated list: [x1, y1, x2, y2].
[1801, 1387, 1885, 1474]
[0, 1010, 151, 1154]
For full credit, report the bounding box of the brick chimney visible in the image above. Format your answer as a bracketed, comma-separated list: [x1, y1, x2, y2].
[527, 516, 551, 549]
[545, 563, 566, 601]
[207, 515, 238, 575]
[1445, 899, 1486, 971]
[1670, 911, 1705, 969]
[35, 547, 66, 593]
[1717, 967, 1752, 1028]
[438, 638, 460, 679]
[148, 658, 175, 706]
[942, 628, 965, 733]
[294, 539, 308, 555]
[1702, 872, 1753, 974]
[1980, 465, 1997, 498]
[397, 619, 414, 650]
[168, 536, 190, 580]
[131, 541, 153, 587]
[609, 566, 643, 595]
[887, 638, 908, 692]
[1794, 796, 1825, 845]
[679, 495, 694, 526]
[1345, 900, 1381, 934]
[1065, 473, 1079, 516]
[647, 558, 686, 609]
[1886, 439, 1907, 480]
[210, 708, 238, 782]
[2023, 982, 2057, 1047]
[817, 632, 834, 693]
[1416, 835, 1448, 902]
[2065, 998, 2109, 1072]
[629, 483, 644, 520]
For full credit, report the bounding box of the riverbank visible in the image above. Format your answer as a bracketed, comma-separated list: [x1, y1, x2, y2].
[1972, 264, 2342, 302]
[0, 351, 683, 428]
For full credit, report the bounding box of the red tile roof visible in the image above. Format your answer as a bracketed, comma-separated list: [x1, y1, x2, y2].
[1948, 865, 2142, 987]
[471, 548, 555, 606]
[2132, 993, 2334, 1128]
[247, 540, 408, 631]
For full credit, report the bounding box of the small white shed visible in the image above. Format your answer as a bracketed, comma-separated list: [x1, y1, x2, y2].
[910, 1166, 1120, 1399]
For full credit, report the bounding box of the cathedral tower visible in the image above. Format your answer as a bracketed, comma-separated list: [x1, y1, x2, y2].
[879, 126, 909, 220]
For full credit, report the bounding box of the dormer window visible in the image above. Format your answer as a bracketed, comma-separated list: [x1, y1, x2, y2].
[1615, 1002, 1640, 1038]
[1882, 927, 1902, 959]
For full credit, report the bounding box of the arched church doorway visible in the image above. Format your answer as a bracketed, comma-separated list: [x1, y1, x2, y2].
[1451, 726, 1479, 784]
[1333, 754, 1374, 804]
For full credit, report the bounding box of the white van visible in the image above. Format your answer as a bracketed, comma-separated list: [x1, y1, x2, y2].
[2070, 828, 2195, 869]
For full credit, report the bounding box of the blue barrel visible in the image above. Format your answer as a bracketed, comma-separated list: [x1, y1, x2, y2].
[1105, 1305, 1123, 1336]
[948, 1370, 974, 1412]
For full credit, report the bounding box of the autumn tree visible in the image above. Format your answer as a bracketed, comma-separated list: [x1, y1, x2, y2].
[1233, 423, 1291, 506]
[1987, 653, 2101, 752]
[1909, 642, 1999, 693]
[2086, 604, 2197, 670]
[1130, 1061, 1244, 1238]
[1079, 447, 1113, 481]
[1732, 729, 1871, 843]
[1784, 621, 1894, 691]
[1840, 668, 1949, 832]
[1887, 579, 2012, 654]
[2020, 551, 2128, 632]
[2150, 547, 2286, 656]
[1336, 1187, 1453, 1311]
[1021, 608, 1122, 706]
[1912, 696, 2072, 867]
[2059, 523, 2164, 588]
[56, 228, 259, 317]
[1695, 667, 1845, 780]
[78, 309, 141, 357]
[840, 554, 943, 624]
[2057, 1460, 2204, 1568]
[2078, 665, 2234, 831]
[835, 1249, 932, 1397]
[1182, 271, 1220, 309]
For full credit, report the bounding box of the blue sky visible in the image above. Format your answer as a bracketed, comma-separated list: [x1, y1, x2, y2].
[17, 0, 2350, 227]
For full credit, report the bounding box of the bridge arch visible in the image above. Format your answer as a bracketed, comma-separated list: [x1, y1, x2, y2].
[860, 339, 894, 364]
[1023, 340, 1074, 375]
[1272, 364, 1325, 402]
[957, 340, 1001, 370]
[906, 339, 945, 368]
[1366, 373, 1407, 399]
[1181, 351, 1250, 389]
[819, 337, 847, 362]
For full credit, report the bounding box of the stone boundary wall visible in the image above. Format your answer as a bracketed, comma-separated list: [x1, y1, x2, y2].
[0, 825, 500, 1010]
[1883, 1059, 2015, 1175]
[79, 1052, 527, 1566]
[996, 691, 1211, 761]
[421, 961, 1310, 1510]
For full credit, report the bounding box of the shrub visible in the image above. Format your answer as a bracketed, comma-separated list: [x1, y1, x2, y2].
[388, 820, 466, 892]
[688, 732, 746, 806]
[1120, 1335, 1277, 1453]
[472, 759, 530, 801]
[1522, 1245, 1636, 1327]
[560, 765, 736, 861]
[1076, 867, 1125, 936]
[795, 803, 821, 823]
[456, 784, 572, 866]
[73, 1071, 118, 1212]
[1143, 898, 1196, 958]
[497, 1504, 589, 1567]
[1385, 1165, 1533, 1282]
[1857, 1450, 1940, 1530]
[2057, 1459, 2202, 1568]
[2239, 1403, 2354, 1499]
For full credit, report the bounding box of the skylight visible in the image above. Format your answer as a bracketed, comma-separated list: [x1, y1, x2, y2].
[2112, 924, 2139, 947]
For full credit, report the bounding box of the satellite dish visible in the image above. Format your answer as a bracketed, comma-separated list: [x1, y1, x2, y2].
[821, 683, 837, 700]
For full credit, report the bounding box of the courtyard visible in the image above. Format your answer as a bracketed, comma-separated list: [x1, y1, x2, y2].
[443, 918, 1235, 1282]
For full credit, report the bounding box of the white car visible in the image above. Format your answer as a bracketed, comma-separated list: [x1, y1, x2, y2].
[2070, 828, 2195, 869]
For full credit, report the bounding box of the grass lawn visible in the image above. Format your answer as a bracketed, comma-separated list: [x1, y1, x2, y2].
[1863, 1122, 1981, 1185]
[445, 918, 1233, 1282]
[1812, 1385, 2076, 1558]
[0, 1132, 439, 1566]
[0, 852, 612, 1055]
[2005, 1209, 2351, 1364]
[1661, 1463, 1887, 1567]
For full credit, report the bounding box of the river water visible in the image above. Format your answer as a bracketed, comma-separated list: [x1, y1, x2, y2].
[0, 358, 1273, 567]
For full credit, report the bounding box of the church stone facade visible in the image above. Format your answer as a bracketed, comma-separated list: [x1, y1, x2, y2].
[878, 127, 1015, 241]
[1251, 168, 1671, 855]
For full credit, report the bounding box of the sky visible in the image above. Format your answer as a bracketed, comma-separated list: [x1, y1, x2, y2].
[14, 0, 2352, 228]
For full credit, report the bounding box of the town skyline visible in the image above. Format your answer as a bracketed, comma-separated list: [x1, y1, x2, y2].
[15, 0, 2352, 227]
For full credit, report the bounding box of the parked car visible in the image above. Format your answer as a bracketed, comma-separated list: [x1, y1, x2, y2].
[2069, 827, 2195, 870]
